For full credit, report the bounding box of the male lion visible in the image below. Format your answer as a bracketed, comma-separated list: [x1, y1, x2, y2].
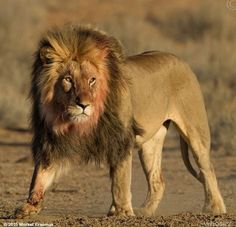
[15, 25, 226, 218]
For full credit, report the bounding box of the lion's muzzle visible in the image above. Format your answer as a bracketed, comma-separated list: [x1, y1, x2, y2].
[66, 104, 93, 123]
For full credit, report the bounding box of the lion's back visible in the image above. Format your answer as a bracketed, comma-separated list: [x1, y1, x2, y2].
[124, 51, 207, 140]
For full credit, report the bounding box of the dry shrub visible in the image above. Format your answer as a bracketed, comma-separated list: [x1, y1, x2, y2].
[147, 0, 236, 43]
[0, 0, 46, 127]
[101, 15, 165, 55]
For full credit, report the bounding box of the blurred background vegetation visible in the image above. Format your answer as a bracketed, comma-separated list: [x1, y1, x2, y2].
[0, 0, 235, 155]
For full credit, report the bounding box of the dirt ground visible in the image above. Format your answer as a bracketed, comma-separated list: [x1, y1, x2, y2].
[0, 127, 236, 226]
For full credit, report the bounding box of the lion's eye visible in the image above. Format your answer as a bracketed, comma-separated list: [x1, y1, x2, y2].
[64, 76, 72, 83]
[62, 76, 72, 92]
[89, 77, 96, 86]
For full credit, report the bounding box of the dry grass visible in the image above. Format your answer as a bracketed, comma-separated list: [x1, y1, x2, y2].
[0, 0, 235, 154]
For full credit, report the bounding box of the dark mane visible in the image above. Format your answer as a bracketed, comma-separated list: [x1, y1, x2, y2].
[31, 25, 143, 168]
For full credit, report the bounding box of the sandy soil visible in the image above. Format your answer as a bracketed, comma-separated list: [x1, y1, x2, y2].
[0, 127, 235, 226]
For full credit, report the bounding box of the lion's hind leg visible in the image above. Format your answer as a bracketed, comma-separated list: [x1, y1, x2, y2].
[173, 116, 226, 214]
[135, 124, 168, 216]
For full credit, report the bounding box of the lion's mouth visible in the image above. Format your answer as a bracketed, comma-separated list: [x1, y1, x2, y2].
[65, 105, 93, 123]
[69, 113, 89, 123]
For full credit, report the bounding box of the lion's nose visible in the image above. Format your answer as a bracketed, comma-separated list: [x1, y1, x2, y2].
[77, 103, 90, 110]
[75, 97, 90, 109]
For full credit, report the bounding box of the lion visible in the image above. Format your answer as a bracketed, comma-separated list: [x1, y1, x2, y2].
[15, 25, 226, 218]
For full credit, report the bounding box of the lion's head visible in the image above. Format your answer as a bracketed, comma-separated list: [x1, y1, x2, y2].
[31, 25, 125, 135]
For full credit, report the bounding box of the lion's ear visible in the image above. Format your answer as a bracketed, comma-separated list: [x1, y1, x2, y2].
[96, 36, 124, 62]
[40, 46, 52, 64]
[107, 37, 124, 62]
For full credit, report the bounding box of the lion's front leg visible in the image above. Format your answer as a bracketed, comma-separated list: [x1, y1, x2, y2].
[108, 151, 134, 216]
[15, 163, 56, 218]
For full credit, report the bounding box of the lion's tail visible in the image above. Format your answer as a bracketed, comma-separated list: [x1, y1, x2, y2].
[179, 136, 202, 183]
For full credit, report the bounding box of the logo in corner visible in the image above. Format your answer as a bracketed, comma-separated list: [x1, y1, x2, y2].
[227, 0, 236, 10]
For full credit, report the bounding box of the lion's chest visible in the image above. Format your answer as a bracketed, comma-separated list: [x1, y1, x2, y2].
[50, 117, 135, 167]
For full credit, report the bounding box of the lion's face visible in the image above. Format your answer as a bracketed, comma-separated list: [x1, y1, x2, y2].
[54, 61, 100, 123]
[40, 58, 109, 135]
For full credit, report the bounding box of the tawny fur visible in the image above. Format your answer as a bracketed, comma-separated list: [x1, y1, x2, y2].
[15, 25, 226, 219]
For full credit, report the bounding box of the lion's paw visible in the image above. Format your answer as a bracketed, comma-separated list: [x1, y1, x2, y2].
[134, 207, 155, 217]
[203, 200, 226, 214]
[14, 202, 42, 219]
[107, 206, 134, 217]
